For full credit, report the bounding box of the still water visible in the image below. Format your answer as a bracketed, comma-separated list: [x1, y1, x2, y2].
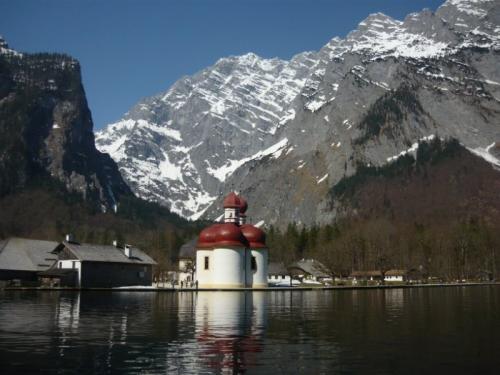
[1, 286, 499, 374]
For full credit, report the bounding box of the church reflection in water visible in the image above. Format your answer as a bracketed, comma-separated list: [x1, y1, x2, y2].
[193, 292, 267, 372]
[50, 291, 267, 373]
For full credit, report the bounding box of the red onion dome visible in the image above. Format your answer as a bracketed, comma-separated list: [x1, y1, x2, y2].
[214, 223, 248, 248]
[223, 192, 241, 209]
[197, 224, 220, 248]
[241, 224, 266, 248]
[238, 196, 248, 214]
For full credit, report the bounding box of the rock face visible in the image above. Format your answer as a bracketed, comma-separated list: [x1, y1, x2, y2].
[96, 0, 500, 225]
[96, 52, 316, 219]
[0, 37, 131, 210]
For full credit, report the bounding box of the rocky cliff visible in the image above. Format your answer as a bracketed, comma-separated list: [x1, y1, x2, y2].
[96, 0, 500, 225]
[0, 37, 132, 210]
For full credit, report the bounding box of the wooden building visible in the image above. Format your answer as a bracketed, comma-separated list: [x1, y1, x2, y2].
[51, 237, 156, 288]
[288, 259, 330, 284]
[0, 238, 59, 286]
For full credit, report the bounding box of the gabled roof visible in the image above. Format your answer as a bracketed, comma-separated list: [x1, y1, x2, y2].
[350, 270, 383, 277]
[0, 237, 59, 272]
[288, 259, 330, 277]
[178, 238, 197, 259]
[54, 241, 157, 265]
[268, 262, 288, 275]
[385, 269, 407, 276]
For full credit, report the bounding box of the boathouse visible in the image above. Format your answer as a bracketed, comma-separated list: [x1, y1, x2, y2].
[196, 192, 268, 288]
[0, 238, 59, 285]
[288, 259, 330, 284]
[50, 236, 157, 288]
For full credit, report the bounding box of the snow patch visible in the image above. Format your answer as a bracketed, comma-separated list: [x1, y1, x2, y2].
[317, 174, 329, 184]
[386, 135, 436, 163]
[468, 142, 500, 167]
[206, 138, 289, 182]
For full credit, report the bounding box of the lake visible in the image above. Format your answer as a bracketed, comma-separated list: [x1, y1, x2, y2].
[1, 286, 499, 374]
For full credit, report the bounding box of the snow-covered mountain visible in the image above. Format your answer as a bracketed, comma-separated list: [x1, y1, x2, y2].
[96, 0, 500, 224]
[96, 52, 317, 219]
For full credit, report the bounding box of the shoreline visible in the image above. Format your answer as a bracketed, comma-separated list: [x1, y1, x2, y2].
[2, 281, 499, 292]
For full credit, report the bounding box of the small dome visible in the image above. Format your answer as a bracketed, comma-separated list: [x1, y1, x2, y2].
[197, 224, 220, 248]
[241, 224, 266, 248]
[223, 192, 241, 209]
[214, 223, 248, 248]
[239, 196, 248, 214]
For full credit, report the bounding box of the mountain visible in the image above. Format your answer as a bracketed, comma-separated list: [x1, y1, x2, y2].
[0, 36, 131, 211]
[0, 37, 197, 263]
[96, 52, 316, 219]
[96, 0, 500, 225]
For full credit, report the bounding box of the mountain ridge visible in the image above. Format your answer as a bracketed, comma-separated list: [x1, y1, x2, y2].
[95, 0, 500, 225]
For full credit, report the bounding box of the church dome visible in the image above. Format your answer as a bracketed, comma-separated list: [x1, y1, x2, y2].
[214, 223, 248, 247]
[239, 196, 248, 214]
[241, 224, 266, 248]
[223, 192, 241, 209]
[197, 224, 220, 248]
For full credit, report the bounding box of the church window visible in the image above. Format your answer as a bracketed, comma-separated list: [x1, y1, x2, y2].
[251, 256, 257, 271]
[204, 256, 209, 270]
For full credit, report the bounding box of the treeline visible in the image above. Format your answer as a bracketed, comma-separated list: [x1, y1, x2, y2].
[267, 216, 500, 281]
[0, 182, 201, 274]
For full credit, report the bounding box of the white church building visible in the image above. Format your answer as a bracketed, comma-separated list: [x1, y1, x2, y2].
[195, 192, 268, 288]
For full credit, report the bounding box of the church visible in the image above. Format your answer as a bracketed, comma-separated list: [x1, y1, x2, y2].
[196, 192, 268, 288]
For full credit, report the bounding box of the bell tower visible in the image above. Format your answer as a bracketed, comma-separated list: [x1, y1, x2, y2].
[223, 192, 241, 224]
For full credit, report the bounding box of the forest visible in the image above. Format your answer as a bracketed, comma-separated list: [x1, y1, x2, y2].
[267, 217, 500, 281]
[268, 138, 500, 282]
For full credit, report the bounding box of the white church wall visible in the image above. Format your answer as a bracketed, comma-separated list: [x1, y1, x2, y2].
[212, 247, 246, 288]
[196, 250, 213, 287]
[251, 249, 268, 288]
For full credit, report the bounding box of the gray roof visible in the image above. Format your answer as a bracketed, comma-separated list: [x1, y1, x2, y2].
[178, 238, 197, 259]
[288, 259, 330, 277]
[0, 238, 59, 272]
[58, 241, 157, 265]
[268, 262, 288, 275]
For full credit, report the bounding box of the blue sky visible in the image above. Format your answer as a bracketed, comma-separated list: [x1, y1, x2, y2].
[1, 0, 444, 130]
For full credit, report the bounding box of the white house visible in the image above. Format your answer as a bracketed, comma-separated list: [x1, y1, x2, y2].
[267, 262, 293, 286]
[384, 269, 407, 282]
[195, 192, 268, 288]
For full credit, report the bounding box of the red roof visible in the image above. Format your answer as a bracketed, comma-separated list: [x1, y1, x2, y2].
[197, 224, 220, 248]
[241, 224, 266, 248]
[239, 196, 248, 214]
[214, 223, 249, 248]
[197, 223, 249, 249]
[223, 192, 241, 209]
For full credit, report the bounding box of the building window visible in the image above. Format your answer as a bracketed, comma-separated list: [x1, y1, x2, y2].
[251, 256, 257, 271]
[72, 261, 76, 269]
[282, 275, 286, 280]
[204, 256, 209, 270]
[58, 262, 62, 269]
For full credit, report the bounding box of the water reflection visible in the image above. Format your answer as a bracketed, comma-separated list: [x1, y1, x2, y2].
[194, 292, 266, 373]
[1, 287, 500, 374]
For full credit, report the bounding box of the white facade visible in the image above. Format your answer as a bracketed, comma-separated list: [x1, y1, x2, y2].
[384, 275, 404, 282]
[196, 250, 213, 287]
[224, 208, 238, 223]
[58, 259, 82, 287]
[250, 249, 268, 288]
[212, 247, 246, 288]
